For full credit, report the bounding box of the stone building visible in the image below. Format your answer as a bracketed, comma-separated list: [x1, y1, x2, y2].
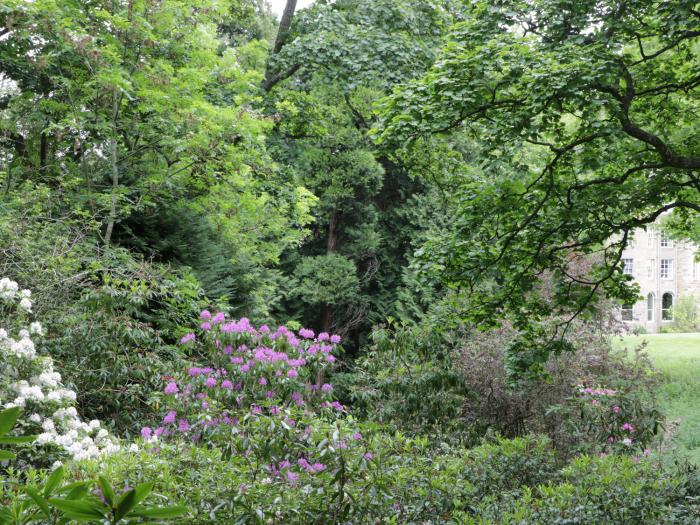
[619, 223, 700, 332]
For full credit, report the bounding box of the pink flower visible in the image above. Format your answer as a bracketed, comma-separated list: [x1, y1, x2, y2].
[164, 382, 179, 395]
[330, 334, 341, 344]
[212, 312, 226, 324]
[318, 332, 330, 341]
[321, 383, 333, 393]
[163, 411, 177, 424]
[287, 471, 299, 481]
[258, 377, 268, 386]
[178, 419, 190, 432]
[612, 405, 621, 413]
[205, 377, 217, 388]
[287, 369, 298, 378]
[200, 322, 211, 331]
[140, 427, 152, 439]
[352, 432, 362, 440]
[221, 380, 233, 390]
[363, 452, 373, 461]
[180, 333, 195, 344]
[622, 423, 635, 432]
[299, 328, 315, 339]
[200, 310, 212, 320]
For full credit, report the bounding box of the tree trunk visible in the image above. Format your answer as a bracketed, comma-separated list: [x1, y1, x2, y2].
[261, 0, 298, 92]
[103, 94, 120, 248]
[319, 210, 339, 333]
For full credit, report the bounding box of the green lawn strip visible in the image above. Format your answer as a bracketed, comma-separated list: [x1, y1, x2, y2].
[613, 333, 700, 464]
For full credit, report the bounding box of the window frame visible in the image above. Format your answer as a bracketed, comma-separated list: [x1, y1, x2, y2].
[660, 259, 673, 279]
[661, 292, 674, 321]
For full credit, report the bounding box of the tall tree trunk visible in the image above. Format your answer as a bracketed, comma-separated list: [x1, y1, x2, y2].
[261, 0, 299, 92]
[39, 131, 48, 170]
[103, 93, 120, 248]
[319, 210, 339, 334]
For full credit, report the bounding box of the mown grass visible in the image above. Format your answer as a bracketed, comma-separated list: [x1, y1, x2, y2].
[613, 333, 700, 464]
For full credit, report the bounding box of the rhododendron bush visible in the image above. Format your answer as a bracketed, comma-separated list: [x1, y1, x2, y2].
[141, 311, 378, 494]
[0, 278, 119, 464]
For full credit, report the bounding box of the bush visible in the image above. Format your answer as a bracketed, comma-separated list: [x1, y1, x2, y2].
[472, 455, 700, 524]
[341, 315, 662, 456]
[0, 278, 119, 466]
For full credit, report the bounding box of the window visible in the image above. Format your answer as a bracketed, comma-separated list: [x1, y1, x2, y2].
[647, 230, 655, 247]
[647, 259, 654, 278]
[622, 258, 634, 275]
[647, 293, 654, 321]
[660, 234, 673, 248]
[662, 292, 674, 321]
[660, 259, 673, 279]
[621, 303, 634, 321]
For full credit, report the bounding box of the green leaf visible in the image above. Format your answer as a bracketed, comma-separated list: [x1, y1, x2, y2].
[131, 482, 154, 507]
[131, 505, 188, 519]
[0, 407, 21, 435]
[0, 450, 16, 461]
[97, 476, 116, 507]
[114, 489, 137, 522]
[0, 435, 36, 444]
[44, 466, 66, 497]
[48, 499, 106, 521]
[25, 487, 52, 519]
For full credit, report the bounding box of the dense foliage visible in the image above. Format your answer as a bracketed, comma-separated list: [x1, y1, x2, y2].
[2, 0, 700, 523]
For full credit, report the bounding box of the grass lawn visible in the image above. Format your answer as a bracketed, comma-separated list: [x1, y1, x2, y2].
[613, 333, 700, 463]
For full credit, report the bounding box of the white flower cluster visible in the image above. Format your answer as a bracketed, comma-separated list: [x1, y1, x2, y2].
[0, 277, 32, 311]
[1, 277, 120, 461]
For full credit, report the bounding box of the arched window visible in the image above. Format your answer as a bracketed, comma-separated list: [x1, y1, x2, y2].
[662, 292, 674, 321]
[621, 303, 634, 321]
[647, 293, 654, 322]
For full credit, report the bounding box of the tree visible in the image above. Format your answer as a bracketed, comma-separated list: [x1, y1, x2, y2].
[261, 0, 461, 340]
[376, 0, 700, 376]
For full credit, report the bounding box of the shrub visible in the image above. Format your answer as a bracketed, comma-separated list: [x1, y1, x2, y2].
[0, 278, 119, 466]
[341, 316, 662, 456]
[473, 455, 700, 524]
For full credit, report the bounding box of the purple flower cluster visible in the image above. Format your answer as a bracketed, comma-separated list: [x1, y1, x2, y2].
[145, 312, 376, 483]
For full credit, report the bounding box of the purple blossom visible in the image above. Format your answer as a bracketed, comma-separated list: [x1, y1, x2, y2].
[221, 380, 233, 390]
[318, 332, 330, 341]
[287, 369, 298, 378]
[154, 426, 166, 437]
[200, 322, 211, 331]
[352, 432, 362, 440]
[363, 452, 374, 461]
[258, 377, 268, 386]
[259, 324, 271, 333]
[140, 427, 152, 439]
[200, 310, 212, 320]
[180, 333, 196, 344]
[164, 382, 179, 395]
[321, 383, 333, 393]
[299, 328, 315, 339]
[212, 312, 226, 324]
[330, 334, 341, 344]
[164, 411, 177, 424]
[205, 377, 217, 388]
[178, 419, 190, 432]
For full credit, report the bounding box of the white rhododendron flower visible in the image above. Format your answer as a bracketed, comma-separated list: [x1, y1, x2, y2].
[0, 277, 120, 461]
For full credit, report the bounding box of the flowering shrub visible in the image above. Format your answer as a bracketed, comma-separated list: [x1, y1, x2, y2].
[0, 278, 119, 463]
[557, 383, 663, 456]
[142, 311, 379, 516]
